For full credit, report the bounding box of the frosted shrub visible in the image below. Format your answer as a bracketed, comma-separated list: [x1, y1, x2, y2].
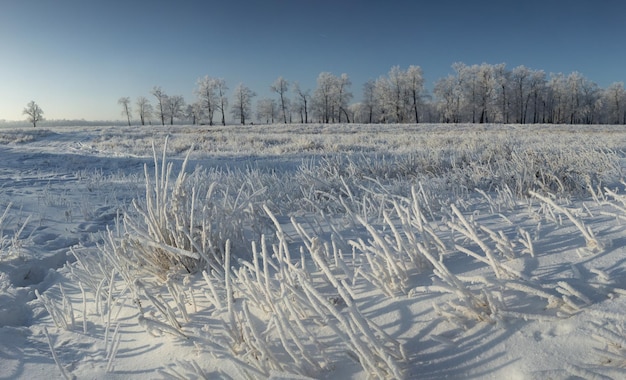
[121, 142, 207, 278]
[113, 139, 273, 280]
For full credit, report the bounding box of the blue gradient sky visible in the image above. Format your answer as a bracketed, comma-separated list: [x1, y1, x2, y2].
[1, 0, 625, 121]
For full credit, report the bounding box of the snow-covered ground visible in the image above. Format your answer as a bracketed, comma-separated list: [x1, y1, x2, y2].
[1, 123, 626, 379]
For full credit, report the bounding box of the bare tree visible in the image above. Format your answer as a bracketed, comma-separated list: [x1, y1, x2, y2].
[362, 80, 376, 123]
[257, 98, 277, 124]
[475, 63, 496, 123]
[231, 83, 255, 125]
[493, 63, 510, 123]
[433, 68, 465, 123]
[374, 66, 422, 123]
[336, 73, 352, 123]
[512, 65, 532, 123]
[271, 76, 289, 123]
[151, 86, 168, 125]
[135, 96, 153, 126]
[528, 69, 546, 123]
[604, 82, 626, 124]
[118, 97, 132, 126]
[387, 66, 407, 122]
[23, 100, 44, 127]
[406, 65, 425, 123]
[215, 78, 229, 126]
[186, 102, 203, 125]
[292, 82, 310, 123]
[313, 72, 337, 123]
[196, 76, 218, 125]
[166, 95, 186, 125]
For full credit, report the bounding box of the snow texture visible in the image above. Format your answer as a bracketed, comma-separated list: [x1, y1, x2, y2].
[1, 123, 626, 379]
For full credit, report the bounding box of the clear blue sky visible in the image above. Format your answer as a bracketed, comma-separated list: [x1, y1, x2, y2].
[1, 0, 625, 121]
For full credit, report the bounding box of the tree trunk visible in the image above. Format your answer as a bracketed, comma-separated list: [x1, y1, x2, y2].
[340, 107, 350, 123]
[412, 91, 419, 123]
[280, 93, 287, 123]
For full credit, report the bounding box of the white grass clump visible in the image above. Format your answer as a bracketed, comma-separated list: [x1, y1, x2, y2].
[0, 202, 31, 259]
[530, 190, 606, 253]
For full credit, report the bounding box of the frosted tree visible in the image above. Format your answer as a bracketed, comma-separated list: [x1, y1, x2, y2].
[256, 98, 277, 124]
[555, 72, 599, 124]
[511, 65, 532, 123]
[543, 72, 599, 124]
[527, 69, 547, 123]
[292, 81, 310, 123]
[313, 72, 337, 123]
[569, 72, 585, 123]
[151, 86, 168, 126]
[166, 95, 186, 125]
[387, 66, 408, 122]
[271, 76, 289, 123]
[447, 63, 498, 123]
[23, 100, 44, 128]
[372, 66, 422, 123]
[433, 75, 456, 122]
[186, 102, 203, 125]
[362, 80, 377, 123]
[475, 63, 496, 123]
[579, 76, 601, 124]
[546, 73, 566, 123]
[118, 97, 132, 126]
[373, 75, 392, 123]
[406, 65, 425, 123]
[195, 76, 218, 125]
[604, 82, 626, 124]
[231, 83, 255, 125]
[493, 63, 510, 123]
[433, 64, 468, 123]
[135, 96, 153, 126]
[215, 78, 229, 126]
[312, 72, 351, 123]
[336, 73, 352, 123]
[454, 62, 481, 123]
[348, 102, 369, 123]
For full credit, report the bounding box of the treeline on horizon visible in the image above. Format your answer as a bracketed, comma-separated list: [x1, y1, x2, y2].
[123, 62, 626, 126]
[8, 62, 626, 127]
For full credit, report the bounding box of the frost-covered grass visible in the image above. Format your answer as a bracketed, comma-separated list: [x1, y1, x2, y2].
[5, 123, 626, 379]
[0, 128, 56, 144]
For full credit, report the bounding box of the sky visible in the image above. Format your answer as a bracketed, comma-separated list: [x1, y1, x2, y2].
[1, 0, 625, 122]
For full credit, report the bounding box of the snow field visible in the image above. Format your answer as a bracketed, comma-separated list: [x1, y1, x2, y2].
[1, 124, 626, 379]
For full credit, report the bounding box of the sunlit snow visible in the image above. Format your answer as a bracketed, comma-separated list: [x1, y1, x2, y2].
[1, 123, 626, 379]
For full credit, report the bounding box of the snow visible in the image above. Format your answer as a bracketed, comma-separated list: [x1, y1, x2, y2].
[1, 123, 626, 379]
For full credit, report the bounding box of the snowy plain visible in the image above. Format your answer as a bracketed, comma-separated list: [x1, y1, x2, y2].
[1, 123, 626, 379]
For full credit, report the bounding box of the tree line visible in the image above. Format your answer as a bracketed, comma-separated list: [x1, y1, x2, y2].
[117, 62, 626, 126]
